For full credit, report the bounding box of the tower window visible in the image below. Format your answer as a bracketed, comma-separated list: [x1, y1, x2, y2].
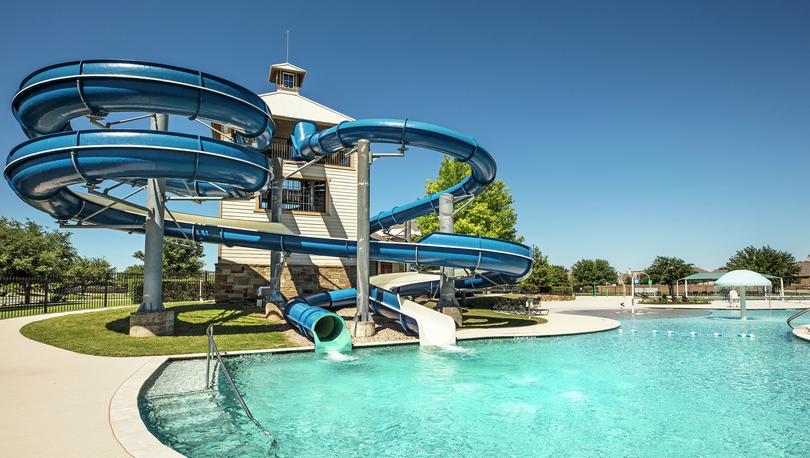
[259, 178, 327, 213]
[282, 72, 296, 89]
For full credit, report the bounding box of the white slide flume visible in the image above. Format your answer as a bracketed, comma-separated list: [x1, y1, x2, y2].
[371, 272, 457, 346]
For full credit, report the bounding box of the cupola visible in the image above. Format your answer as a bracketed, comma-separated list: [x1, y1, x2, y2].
[268, 62, 307, 93]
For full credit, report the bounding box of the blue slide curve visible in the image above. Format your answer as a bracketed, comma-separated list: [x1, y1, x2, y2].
[5, 60, 533, 351]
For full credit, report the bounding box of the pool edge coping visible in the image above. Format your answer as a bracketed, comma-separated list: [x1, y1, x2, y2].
[792, 326, 810, 342]
[110, 313, 621, 456]
[109, 356, 182, 457]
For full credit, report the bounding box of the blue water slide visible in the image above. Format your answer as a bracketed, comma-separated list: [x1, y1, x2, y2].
[291, 119, 495, 232]
[282, 298, 352, 353]
[283, 286, 419, 335]
[5, 60, 533, 351]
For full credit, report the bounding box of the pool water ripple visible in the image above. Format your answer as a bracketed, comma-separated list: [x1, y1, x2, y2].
[140, 310, 810, 457]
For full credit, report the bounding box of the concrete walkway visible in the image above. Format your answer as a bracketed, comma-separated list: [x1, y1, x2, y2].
[0, 310, 157, 457]
[457, 312, 618, 340]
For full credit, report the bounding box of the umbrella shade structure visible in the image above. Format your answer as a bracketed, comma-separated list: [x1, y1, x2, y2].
[715, 270, 773, 319]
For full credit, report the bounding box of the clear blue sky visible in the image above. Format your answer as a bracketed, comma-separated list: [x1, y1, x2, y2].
[1, 0, 808, 272]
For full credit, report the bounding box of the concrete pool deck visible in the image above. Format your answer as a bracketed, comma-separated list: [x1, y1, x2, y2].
[458, 312, 618, 340]
[0, 309, 155, 457]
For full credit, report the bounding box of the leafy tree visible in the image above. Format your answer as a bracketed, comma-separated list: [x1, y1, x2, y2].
[68, 256, 116, 295]
[646, 256, 696, 297]
[124, 239, 205, 275]
[571, 259, 617, 294]
[725, 245, 800, 285]
[0, 218, 77, 303]
[518, 246, 571, 293]
[417, 157, 523, 242]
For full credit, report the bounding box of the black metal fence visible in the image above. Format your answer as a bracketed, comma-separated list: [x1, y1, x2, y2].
[0, 272, 215, 319]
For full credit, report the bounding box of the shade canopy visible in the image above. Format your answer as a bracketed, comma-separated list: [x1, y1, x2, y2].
[679, 271, 779, 282]
[714, 270, 773, 288]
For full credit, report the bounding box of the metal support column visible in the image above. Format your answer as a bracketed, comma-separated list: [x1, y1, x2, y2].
[267, 157, 285, 305]
[130, 114, 174, 336]
[404, 220, 412, 271]
[438, 193, 462, 326]
[140, 113, 168, 313]
[354, 139, 375, 336]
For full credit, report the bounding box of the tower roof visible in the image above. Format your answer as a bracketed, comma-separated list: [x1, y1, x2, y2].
[262, 61, 352, 125]
[259, 91, 353, 125]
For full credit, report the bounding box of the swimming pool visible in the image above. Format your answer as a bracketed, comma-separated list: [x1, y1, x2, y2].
[139, 310, 810, 457]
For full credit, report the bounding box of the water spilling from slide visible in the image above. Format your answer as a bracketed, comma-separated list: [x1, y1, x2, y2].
[323, 349, 358, 363]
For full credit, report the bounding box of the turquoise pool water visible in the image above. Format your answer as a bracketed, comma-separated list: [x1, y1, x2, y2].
[140, 310, 810, 457]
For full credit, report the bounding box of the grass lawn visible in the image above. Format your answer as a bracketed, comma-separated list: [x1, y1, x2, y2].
[419, 297, 548, 329]
[463, 307, 547, 328]
[19, 302, 293, 357]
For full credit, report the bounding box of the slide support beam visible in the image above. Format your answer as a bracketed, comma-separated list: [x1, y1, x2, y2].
[404, 220, 412, 271]
[439, 193, 462, 326]
[265, 157, 285, 314]
[354, 139, 375, 337]
[130, 113, 174, 336]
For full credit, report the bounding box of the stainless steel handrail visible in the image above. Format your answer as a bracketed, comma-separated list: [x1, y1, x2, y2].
[787, 308, 810, 330]
[206, 324, 276, 445]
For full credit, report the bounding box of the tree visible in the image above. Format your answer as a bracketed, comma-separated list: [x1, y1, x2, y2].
[68, 256, 116, 295]
[646, 256, 696, 297]
[124, 239, 205, 275]
[725, 245, 800, 285]
[0, 217, 77, 303]
[416, 157, 523, 242]
[571, 259, 617, 294]
[518, 246, 571, 293]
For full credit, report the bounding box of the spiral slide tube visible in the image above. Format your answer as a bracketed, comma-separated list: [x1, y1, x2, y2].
[6, 60, 533, 352]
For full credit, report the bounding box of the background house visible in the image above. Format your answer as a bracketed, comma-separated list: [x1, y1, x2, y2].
[797, 256, 810, 287]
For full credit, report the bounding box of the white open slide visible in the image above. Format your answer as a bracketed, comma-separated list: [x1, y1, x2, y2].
[371, 272, 457, 346]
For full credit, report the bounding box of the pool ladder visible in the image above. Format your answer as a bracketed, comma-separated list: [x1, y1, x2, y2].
[786, 308, 810, 330]
[206, 324, 276, 445]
